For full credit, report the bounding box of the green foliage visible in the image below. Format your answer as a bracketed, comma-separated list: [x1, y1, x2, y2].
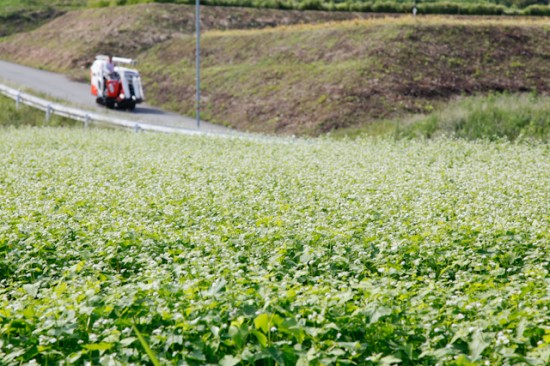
[132, 324, 162, 366]
[521, 4, 550, 15]
[0, 0, 549, 20]
[417, 2, 506, 15]
[399, 93, 550, 142]
[0, 95, 77, 128]
[0, 128, 549, 364]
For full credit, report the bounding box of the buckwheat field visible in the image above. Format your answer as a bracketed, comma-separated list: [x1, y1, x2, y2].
[1, 128, 548, 365]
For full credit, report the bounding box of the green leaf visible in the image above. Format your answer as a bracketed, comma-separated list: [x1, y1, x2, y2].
[267, 346, 285, 365]
[120, 337, 137, 347]
[22, 282, 40, 298]
[207, 277, 227, 296]
[454, 355, 477, 366]
[67, 352, 83, 363]
[132, 324, 161, 366]
[469, 330, 490, 361]
[329, 348, 346, 356]
[370, 306, 392, 324]
[83, 342, 113, 351]
[252, 330, 268, 347]
[254, 313, 270, 333]
[380, 354, 402, 366]
[188, 350, 206, 361]
[220, 354, 241, 366]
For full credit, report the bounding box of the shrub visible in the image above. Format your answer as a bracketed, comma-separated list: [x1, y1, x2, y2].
[522, 4, 550, 15]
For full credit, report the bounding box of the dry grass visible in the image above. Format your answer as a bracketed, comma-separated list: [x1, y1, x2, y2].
[0, 3, 381, 71]
[206, 15, 550, 37]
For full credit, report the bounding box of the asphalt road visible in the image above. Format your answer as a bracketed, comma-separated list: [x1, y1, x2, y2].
[0, 60, 229, 133]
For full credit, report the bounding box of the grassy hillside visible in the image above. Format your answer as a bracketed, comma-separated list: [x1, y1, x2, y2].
[2, 4, 550, 136]
[396, 92, 550, 141]
[0, 4, 377, 71]
[1, 127, 549, 364]
[0, 0, 549, 38]
[136, 17, 550, 135]
[0, 0, 86, 36]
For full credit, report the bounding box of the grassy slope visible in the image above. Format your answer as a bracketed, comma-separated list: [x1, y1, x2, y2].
[1, 4, 550, 136]
[0, 4, 376, 72]
[395, 92, 550, 141]
[0, 0, 87, 36]
[138, 17, 550, 135]
[0, 0, 548, 38]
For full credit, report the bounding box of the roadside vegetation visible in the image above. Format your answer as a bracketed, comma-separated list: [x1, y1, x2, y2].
[334, 92, 550, 141]
[0, 94, 77, 127]
[396, 92, 550, 141]
[1, 127, 549, 365]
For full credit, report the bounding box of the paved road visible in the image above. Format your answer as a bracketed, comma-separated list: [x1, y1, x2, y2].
[0, 60, 229, 133]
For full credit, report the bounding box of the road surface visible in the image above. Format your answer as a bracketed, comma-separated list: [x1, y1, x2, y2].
[0, 60, 229, 133]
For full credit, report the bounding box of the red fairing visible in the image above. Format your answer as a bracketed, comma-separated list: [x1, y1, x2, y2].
[105, 80, 121, 98]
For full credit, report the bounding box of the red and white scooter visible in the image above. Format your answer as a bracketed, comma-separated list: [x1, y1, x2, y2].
[91, 55, 145, 111]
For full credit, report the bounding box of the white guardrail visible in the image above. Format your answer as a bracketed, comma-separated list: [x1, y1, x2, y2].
[0, 83, 205, 135]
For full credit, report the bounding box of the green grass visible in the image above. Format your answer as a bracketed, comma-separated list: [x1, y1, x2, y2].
[0, 0, 88, 17]
[0, 0, 549, 23]
[397, 93, 550, 142]
[0, 94, 78, 127]
[0, 127, 549, 365]
[0, 0, 87, 36]
[332, 92, 550, 141]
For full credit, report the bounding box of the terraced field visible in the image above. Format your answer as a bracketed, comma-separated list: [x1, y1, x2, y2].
[1, 128, 549, 364]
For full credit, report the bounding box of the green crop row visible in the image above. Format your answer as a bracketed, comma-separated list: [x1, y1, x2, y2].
[1, 127, 549, 365]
